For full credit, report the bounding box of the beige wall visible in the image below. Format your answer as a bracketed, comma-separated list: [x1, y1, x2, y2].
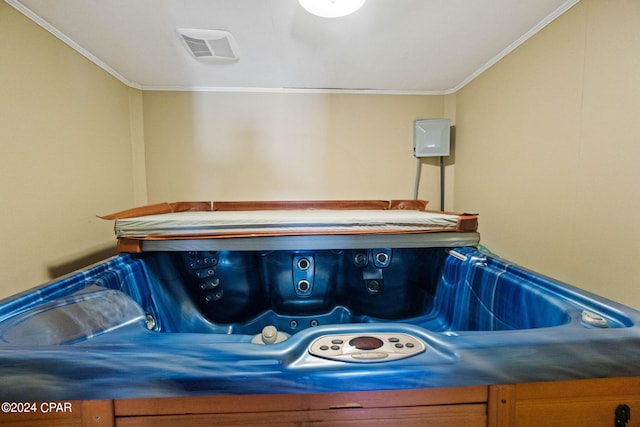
[0, 2, 140, 298]
[143, 91, 445, 203]
[4, 0, 639, 311]
[454, 0, 640, 307]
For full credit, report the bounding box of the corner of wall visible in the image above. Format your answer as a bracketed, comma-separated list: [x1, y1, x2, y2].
[128, 87, 148, 207]
[442, 93, 456, 212]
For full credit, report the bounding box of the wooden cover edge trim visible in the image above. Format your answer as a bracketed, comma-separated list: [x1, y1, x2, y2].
[117, 238, 142, 253]
[99, 202, 213, 220]
[101, 200, 432, 220]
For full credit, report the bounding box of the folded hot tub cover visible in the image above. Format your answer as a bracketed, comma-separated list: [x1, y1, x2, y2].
[102, 200, 478, 246]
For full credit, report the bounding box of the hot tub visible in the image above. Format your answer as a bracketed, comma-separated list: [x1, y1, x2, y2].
[1, 201, 639, 400]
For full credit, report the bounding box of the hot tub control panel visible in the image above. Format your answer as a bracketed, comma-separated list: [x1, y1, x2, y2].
[308, 333, 426, 363]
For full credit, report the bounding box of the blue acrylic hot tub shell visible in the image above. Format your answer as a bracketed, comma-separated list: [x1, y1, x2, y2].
[1, 247, 640, 400]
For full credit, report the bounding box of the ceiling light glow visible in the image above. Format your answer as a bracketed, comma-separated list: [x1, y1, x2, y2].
[298, 0, 366, 18]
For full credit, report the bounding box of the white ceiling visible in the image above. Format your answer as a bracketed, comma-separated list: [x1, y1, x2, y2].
[8, 0, 579, 94]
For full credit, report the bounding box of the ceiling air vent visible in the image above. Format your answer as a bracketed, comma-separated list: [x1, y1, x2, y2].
[177, 29, 240, 63]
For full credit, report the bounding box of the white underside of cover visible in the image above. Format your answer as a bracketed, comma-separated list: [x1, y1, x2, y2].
[115, 210, 462, 238]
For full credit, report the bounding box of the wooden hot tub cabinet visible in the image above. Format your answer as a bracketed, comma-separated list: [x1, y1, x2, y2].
[2, 377, 639, 427]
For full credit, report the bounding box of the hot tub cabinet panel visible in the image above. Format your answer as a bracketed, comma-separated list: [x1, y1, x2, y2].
[4, 377, 640, 426]
[112, 377, 640, 427]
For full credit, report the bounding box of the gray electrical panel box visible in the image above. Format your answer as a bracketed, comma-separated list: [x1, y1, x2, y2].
[413, 119, 450, 157]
